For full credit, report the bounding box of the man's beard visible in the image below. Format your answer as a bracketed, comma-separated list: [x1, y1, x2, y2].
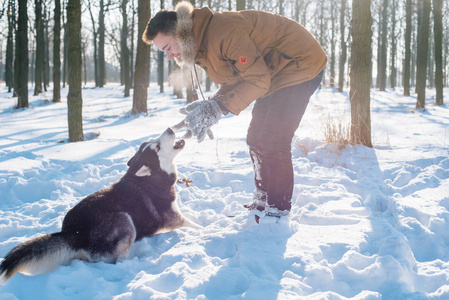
[174, 56, 184, 66]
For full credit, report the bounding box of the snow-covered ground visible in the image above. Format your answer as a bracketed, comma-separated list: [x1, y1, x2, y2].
[0, 82, 448, 299]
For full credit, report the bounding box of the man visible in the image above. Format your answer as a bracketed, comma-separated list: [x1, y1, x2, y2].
[143, 1, 327, 220]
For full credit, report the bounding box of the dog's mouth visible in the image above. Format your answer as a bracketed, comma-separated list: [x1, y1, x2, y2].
[174, 139, 185, 150]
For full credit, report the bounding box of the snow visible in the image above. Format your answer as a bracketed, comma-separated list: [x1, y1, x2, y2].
[0, 82, 448, 299]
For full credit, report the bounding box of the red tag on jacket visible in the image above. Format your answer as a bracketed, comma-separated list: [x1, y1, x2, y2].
[239, 56, 247, 64]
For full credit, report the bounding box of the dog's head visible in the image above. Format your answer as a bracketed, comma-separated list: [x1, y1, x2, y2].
[127, 128, 185, 177]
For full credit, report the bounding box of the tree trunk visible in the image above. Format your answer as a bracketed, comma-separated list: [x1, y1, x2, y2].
[132, 0, 151, 114]
[53, 0, 61, 102]
[98, 0, 106, 87]
[67, 0, 84, 142]
[34, 0, 44, 96]
[30, 46, 35, 85]
[427, 29, 434, 88]
[415, 0, 431, 109]
[389, 0, 397, 89]
[378, 0, 388, 91]
[403, 0, 412, 96]
[433, 0, 443, 105]
[172, 0, 184, 99]
[185, 0, 196, 103]
[330, 0, 336, 88]
[15, 0, 28, 108]
[350, 0, 372, 148]
[294, 0, 300, 22]
[206, 76, 211, 92]
[130, 0, 135, 89]
[236, 0, 245, 11]
[338, 0, 347, 92]
[87, 0, 99, 87]
[82, 40, 87, 85]
[44, 9, 50, 91]
[318, 0, 325, 86]
[93, 34, 99, 86]
[63, 20, 68, 88]
[157, 0, 165, 93]
[5, 0, 15, 93]
[158, 51, 164, 93]
[122, 0, 131, 97]
[0, 46, 2, 84]
[411, 18, 416, 89]
[376, 6, 381, 88]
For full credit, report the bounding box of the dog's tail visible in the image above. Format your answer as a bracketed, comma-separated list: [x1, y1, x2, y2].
[0, 232, 82, 284]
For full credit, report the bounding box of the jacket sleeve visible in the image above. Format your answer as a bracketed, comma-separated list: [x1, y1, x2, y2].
[213, 29, 271, 115]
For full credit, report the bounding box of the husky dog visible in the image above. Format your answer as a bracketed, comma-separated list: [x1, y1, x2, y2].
[0, 128, 198, 283]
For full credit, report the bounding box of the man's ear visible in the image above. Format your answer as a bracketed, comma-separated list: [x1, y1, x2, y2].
[135, 165, 152, 177]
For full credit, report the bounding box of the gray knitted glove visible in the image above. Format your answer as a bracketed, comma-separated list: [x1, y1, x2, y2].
[172, 100, 222, 143]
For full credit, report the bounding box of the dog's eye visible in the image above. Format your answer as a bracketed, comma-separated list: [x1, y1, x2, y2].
[156, 143, 161, 152]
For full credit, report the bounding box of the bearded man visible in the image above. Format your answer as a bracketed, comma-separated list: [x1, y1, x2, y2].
[143, 1, 327, 220]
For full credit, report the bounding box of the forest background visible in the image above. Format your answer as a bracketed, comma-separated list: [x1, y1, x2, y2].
[0, 0, 447, 144]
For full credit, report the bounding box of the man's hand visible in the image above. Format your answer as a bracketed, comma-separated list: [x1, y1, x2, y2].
[172, 100, 223, 143]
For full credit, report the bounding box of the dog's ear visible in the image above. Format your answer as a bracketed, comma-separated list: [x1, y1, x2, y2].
[135, 165, 152, 177]
[127, 153, 138, 167]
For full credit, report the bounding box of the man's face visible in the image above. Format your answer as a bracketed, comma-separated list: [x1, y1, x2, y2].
[153, 32, 181, 61]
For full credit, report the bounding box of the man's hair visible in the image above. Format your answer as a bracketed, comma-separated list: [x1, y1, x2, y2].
[142, 10, 178, 44]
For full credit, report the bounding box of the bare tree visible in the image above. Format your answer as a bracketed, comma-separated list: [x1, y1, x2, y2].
[87, 0, 99, 86]
[44, 5, 50, 91]
[294, 1, 311, 25]
[53, 0, 61, 102]
[317, 0, 326, 85]
[34, 0, 44, 95]
[433, 0, 444, 105]
[121, 0, 131, 97]
[82, 38, 88, 85]
[67, 0, 84, 142]
[15, 0, 28, 108]
[389, 0, 397, 88]
[5, 0, 15, 93]
[157, 0, 165, 93]
[237, 0, 245, 11]
[98, 0, 107, 87]
[62, 0, 68, 88]
[132, 0, 150, 114]
[185, 0, 195, 103]
[415, 0, 431, 109]
[338, 0, 347, 92]
[330, 0, 336, 88]
[171, 0, 184, 100]
[403, 0, 412, 96]
[130, 0, 135, 89]
[350, 0, 372, 147]
[378, 0, 388, 91]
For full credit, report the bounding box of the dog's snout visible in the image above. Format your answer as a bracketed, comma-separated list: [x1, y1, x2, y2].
[166, 128, 175, 135]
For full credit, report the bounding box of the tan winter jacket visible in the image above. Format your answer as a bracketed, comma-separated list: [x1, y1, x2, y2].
[175, 2, 327, 115]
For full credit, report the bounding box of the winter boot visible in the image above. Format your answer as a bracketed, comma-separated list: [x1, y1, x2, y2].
[265, 206, 290, 218]
[244, 189, 267, 211]
[255, 206, 290, 224]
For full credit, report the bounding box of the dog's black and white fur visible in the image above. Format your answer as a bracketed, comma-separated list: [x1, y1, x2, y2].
[0, 128, 197, 283]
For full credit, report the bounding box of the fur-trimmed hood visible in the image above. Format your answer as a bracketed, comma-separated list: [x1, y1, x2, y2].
[174, 1, 196, 66]
[172, 2, 327, 116]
